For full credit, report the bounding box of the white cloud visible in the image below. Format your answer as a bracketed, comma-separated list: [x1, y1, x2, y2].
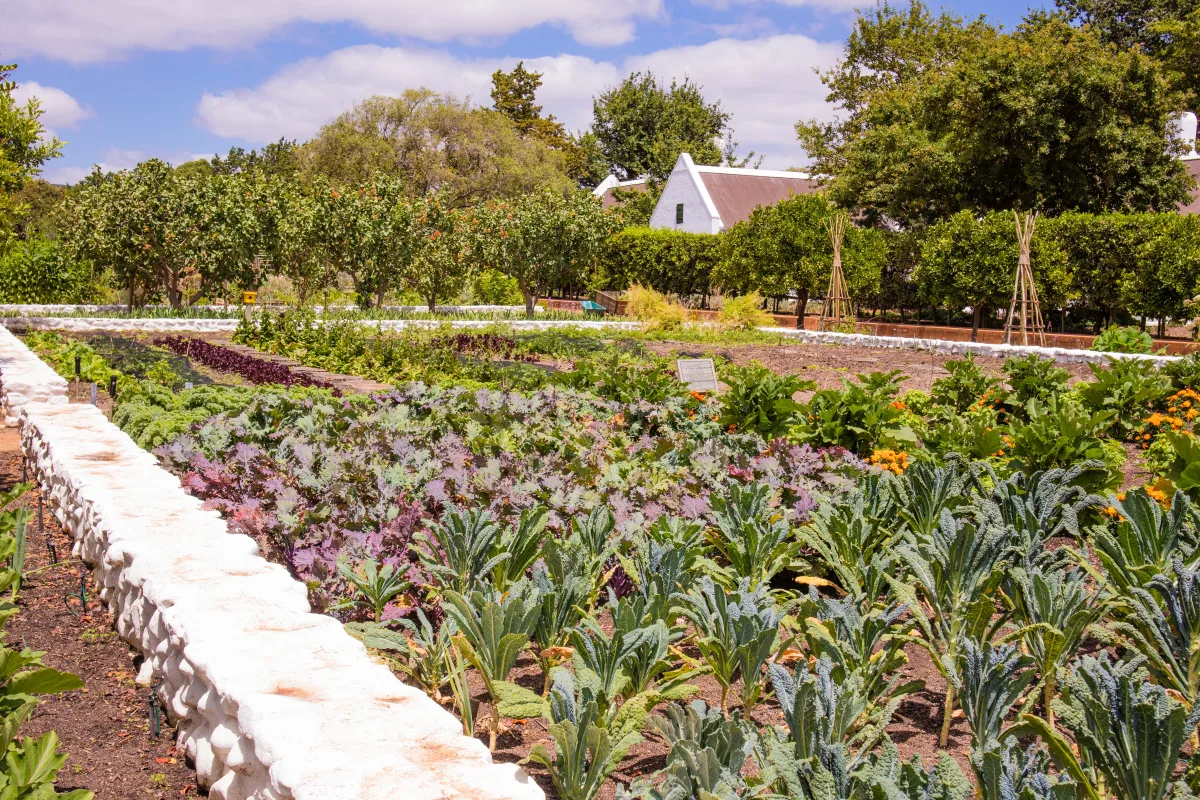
[10, 81, 92, 138]
[3, 0, 664, 64]
[197, 34, 843, 168]
[40, 149, 203, 186]
[691, 0, 861, 13]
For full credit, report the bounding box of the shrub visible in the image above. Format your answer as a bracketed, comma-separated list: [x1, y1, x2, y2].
[624, 284, 687, 331]
[1162, 352, 1200, 390]
[790, 371, 918, 456]
[931, 354, 1002, 413]
[716, 292, 774, 331]
[1092, 325, 1157, 354]
[597, 227, 717, 298]
[1077, 358, 1172, 440]
[0, 236, 96, 303]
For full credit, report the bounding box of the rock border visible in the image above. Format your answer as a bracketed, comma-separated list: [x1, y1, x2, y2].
[0, 326, 543, 800]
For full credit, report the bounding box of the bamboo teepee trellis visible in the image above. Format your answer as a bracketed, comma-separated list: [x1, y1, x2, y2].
[1002, 211, 1047, 347]
[818, 212, 854, 331]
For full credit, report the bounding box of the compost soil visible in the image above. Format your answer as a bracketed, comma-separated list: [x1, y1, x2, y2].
[0, 425, 198, 799]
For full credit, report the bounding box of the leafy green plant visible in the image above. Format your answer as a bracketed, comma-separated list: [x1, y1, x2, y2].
[717, 363, 813, 440]
[1018, 655, 1199, 800]
[414, 506, 506, 596]
[443, 583, 541, 750]
[796, 476, 898, 600]
[1091, 489, 1199, 594]
[1164, 430, 1200, 501]
[954, 636, 1036, 754]
[707, 482, 803, 588]
[931, 354, 1001, 413]
[1110, 562, 1200, 708]
[330, 556, 409, 621]
[1004, 565, 1105, 728]
[889, 512, 1009, 746]
[1077, 358, 1171, 440]
[620, 700, 760, 800]
[1006, 397, 1122, 491]
[1092, 325, 1157, 354]
[1163, 353, 1200, 391]
[678, 578, 781, 713]
[523, 668, 648, 800]
[921, 407, 1007, 462]
[558, 351, 686, 404]
[789, 373, 917, 456]
[347, 609, 455, 704]
[1003, 353, 1071, 411]
[487, 507, 547, 592]
[531, 565, 591, 695]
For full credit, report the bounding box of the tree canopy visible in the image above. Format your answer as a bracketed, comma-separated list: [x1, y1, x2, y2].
[798, 5, 1193, 226]
[299, 89, 570, 204]
[591, 72, 736, 182]
[0, 63, 63, 246]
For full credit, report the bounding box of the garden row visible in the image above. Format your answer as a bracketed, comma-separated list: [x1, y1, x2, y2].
[65, 317, 1200, 799]
[0, 326, 543, 799]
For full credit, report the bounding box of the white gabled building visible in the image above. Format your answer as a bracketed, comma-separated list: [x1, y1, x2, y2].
[592, 153, 822, 234]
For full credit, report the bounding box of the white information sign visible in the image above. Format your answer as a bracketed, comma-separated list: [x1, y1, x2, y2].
[676, 358, 719, 392]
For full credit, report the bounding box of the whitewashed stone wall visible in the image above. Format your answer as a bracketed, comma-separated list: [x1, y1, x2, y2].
[0, 327, 68, 426]
[1, 317, 637, 335]
[765, 326, 1181, 366]
[0, 304, 541, 316]
[0, 329, 543, 800]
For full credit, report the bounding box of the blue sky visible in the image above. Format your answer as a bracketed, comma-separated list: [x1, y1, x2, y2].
[8, 0, 1047, 183]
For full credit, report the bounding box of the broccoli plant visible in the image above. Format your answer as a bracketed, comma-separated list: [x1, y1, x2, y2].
[889, 512, 1009, 746]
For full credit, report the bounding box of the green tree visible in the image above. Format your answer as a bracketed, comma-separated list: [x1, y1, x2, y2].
[591, 72, 736, 182]
[799, 7, 1192, 226]
[406, 193, 477, 312]
[597, 226, 717, 299]
[915, 210, 1070, 339]
[300, 90, 570, 204]
[60, 160, 264, 308]
[715, 193, 887, 325]
[476, 190, 616, 316]
[317, 175, 410, 308]
[0, 64, 64, 246]
[1152, 8, 1200, 108]
[12, 178, 66, 240]
[0, 237, 94, 303]
[1056, 0, 1199, 53]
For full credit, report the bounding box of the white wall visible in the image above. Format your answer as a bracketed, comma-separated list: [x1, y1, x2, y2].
[649, 154, 720, 234]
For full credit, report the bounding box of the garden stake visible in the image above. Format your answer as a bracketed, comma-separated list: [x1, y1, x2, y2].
[108, 375, 117, 399]
[74, 355, 80, 381]
[89, 382, 97, 406]
[148, 679, 164, 738]
[47, 542, 56, 565]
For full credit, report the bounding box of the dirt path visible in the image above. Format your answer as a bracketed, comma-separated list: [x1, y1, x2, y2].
[0, 426, 198, 799]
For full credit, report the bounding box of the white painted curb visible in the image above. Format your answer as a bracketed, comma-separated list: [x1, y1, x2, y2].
[0, 326, 543, 800]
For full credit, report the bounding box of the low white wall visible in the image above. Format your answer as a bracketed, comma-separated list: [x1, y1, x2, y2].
[0, 304, 542, 316]
[0, 328, 542, 800]
[0, 329, 68, 426]
[765, 326, 1181, 366]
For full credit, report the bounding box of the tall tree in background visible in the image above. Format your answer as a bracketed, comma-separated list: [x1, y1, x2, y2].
[0, 63, 63, 247]
[1055, 0, 1199, 52]
[591, 72, 738, 182]
[300, 89, 570, 203]
[799, 4, 1191, 226]
[490, 62, 605, 188]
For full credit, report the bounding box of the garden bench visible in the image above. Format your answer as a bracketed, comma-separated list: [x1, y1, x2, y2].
[580, 300, 607, 316]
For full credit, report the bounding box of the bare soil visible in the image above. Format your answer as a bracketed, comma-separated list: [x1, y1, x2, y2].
[0, 426, 198, 799]
[644, 339, 1096, 394]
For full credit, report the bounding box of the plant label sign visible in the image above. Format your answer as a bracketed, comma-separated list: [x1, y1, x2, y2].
[677, 358, 719, 392]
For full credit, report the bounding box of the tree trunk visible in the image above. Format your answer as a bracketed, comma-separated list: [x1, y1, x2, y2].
[1159, 316, 1166, 338]
[1140, 314, 1147, 332]
[795, 288, 809, 330]
[523, 289, 537, 319]
[127, 273, 134, 314]
[427, 293, 437, 313]
[971, 305, 981, 343]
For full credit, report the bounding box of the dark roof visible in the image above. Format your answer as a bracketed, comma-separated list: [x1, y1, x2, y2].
[698, 171, 823, 227]
[1180, 160, 1200, 215]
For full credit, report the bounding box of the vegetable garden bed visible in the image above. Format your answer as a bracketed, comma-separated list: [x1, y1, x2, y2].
[15, 313, 1200, 800]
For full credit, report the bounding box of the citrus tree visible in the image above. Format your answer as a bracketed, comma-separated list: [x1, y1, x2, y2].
[405, 193, 478, 312]
[476, 190, 616, 316]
